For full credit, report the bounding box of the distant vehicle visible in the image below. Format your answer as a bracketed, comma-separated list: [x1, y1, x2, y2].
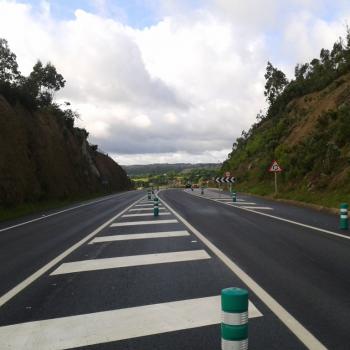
[193, 184, 199, 188]
[185, 183, 192, 188]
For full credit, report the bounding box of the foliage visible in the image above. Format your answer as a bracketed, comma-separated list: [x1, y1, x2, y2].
[223, 28, 350, 206]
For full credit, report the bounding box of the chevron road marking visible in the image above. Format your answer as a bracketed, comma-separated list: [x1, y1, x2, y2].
[89, 230, 190, 243]
[111, 219, 178, 227]
[0, 296, 261, 350]
[51, 250, 211, 275]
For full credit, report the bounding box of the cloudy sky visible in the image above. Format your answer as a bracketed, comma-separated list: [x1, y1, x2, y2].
[1, 0, 349, 164]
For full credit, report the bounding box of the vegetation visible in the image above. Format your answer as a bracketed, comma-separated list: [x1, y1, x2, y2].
[126, 164, 221, 188]
[222, 29, 350, 208]
[0, 38, 131, 213]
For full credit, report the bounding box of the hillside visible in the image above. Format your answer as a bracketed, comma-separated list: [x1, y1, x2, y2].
[223, 34, 350, 208]
[123, 163, 220, 176]
[0, 95, 131, 207]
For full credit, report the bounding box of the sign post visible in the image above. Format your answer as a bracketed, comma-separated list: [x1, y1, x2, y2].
[268, 160, 283, 194]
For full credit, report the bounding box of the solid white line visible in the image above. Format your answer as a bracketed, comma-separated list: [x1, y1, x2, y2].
[0, 193, 131, 233]
[226, 202, 257, 205]
[161, 197, 327, 350]
[111, 219, 178, 227]
[89, 230, 190, 243]
[0, 295, 261, 349]
[188, 191, 350, 241]
[51, 250, 211, 275]
[0, 196, 146, 308]
[122, 213, 171, 217]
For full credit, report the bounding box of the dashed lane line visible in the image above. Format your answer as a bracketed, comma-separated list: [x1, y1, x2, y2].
[51, 250, 211, 275]
[0, 196, 146, 308]
[161, 196, 327, 350]
[89, 230, 190, 243]
[111, 219, 178, 227]
[0, 295, 261, 349]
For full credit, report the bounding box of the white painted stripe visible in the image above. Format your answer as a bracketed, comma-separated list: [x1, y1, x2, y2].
[227, 202, 257, 205]
[0, 295, 261, 349]
[51, 250, 210, 275]
[0, 196, 146, 308]
[89, 231, 190, 243]
[162, 197, 327, 350]
[340, 215, 348, 219]
[135, 204, 161, 207]
[188, 190, 350, 241]
[129, 208, 165, 212]
[122, 213, 171, 217]
[241, 206, 273, 210]
[111, 219, 178, 227]
[0, 192, 134, 233]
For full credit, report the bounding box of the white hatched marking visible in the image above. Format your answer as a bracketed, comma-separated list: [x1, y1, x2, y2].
[51, 250, 210, 275]
[135, 204, 161, 207]
[111, 219, 177, 227]
[122, 213, 171, 218]
[0, 296, 261, 349]
[241, 206, 273, 210]
[89, 230, 189, 243]
[129, 208, 165, 212]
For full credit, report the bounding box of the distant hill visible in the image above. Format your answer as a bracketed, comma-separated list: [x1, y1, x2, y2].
[122, 163, 221, 176]
[222, 32, 350, 208]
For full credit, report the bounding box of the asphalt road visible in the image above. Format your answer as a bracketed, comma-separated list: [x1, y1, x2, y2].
[0, 188, 348, 349]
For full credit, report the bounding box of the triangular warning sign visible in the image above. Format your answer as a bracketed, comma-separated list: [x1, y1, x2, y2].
[268, 160, 283, 172]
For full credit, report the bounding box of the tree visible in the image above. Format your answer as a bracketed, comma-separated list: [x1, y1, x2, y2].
[0, 38, 21, 83]
[264, 62, 288, 105]
[27, 60, 66, 106]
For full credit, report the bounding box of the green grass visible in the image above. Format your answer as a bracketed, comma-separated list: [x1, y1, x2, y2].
[0, 191, 119, 223]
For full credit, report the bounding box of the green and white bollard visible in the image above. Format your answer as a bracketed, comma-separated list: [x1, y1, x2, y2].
[201, 187, 204, 195]
[221, 287, 248, 350]
[232, 192, 237, 203]
[147, 190, 152, 200]
[153, 197, 159, 217]
[340, 203, 348, 230]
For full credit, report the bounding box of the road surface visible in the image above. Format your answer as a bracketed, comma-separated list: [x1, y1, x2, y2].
[0, 188, 348, 349]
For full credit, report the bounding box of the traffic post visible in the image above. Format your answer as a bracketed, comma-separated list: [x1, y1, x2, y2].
[221, 287, 249, 350]
[153, 197, 159, 217]
[201, 186, 204, 195]
[340, 203, 348, 230]
[147, 189, 152, 200]
[232, 191, 237, 203]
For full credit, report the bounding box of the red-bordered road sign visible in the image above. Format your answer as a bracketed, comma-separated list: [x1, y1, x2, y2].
[268, 160, 283, 172]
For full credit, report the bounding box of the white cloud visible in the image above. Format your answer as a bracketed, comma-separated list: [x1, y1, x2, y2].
[0, 0, 349, 165]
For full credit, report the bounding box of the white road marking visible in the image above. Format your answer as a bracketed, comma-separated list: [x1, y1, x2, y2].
[89, 230, 190, 243]
[226, 202, 257, 205]
[51, 250, 211, 275]
[122, 213, 171, 217]
[129, 208, 165, 212]
[0, 295, 261, 349]
[0, 196, 146, 308]
[241, 206, 273, 210]
[188, 190, 350, 241]
[135, 204, 161, 207]
[111, 219, 178, 227]
[0, 192, 133, 233]
[161, 196, 327, 350]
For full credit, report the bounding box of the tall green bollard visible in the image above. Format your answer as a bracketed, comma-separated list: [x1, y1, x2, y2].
[232, 191, 237, 203]
[340, 203, 348, 230]
[201, 187, 204, 195]
[147, 190, 151, 200]
[153, 197, 159, 217]
[221, 287, 248, 350]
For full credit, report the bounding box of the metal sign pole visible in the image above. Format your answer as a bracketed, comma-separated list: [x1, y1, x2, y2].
[275, 172, 278, 194]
